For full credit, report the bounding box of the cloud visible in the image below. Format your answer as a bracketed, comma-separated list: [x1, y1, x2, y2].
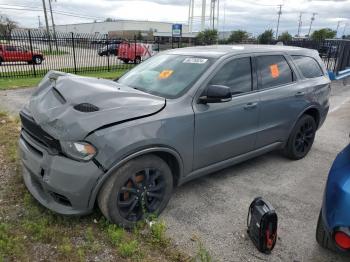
[2, 0, 350, 36]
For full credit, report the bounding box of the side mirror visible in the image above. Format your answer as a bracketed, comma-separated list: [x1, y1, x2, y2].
[199, 85, 232, 104]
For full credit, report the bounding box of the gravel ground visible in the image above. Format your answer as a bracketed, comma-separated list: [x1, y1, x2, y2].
[0, 80, 349, 261]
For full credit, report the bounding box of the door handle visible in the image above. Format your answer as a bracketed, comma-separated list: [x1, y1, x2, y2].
[244, 102, 258, 110]
[295, 91, 306, 97]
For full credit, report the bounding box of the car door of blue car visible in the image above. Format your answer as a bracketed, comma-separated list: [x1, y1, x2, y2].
[193, 55, 260, 170]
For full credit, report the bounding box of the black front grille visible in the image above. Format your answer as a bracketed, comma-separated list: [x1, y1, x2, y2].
[20, 111, 62, 154]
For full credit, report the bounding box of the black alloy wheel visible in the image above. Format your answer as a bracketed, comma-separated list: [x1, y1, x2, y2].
[285, 114, 316, 160]
[117, 168, 166, 222]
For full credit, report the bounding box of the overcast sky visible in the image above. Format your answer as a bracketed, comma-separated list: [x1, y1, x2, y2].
[0, 0, 349, 36]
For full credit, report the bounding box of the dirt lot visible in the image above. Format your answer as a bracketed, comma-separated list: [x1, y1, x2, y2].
[0, 80, 350, 261]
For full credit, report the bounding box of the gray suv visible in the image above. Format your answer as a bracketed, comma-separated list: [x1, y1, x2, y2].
[19, 45, 330, 227]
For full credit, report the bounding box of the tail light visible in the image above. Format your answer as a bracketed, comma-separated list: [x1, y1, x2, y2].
[334, 231, 350, 249]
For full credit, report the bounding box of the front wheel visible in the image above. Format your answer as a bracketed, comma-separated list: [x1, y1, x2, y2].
[284, 114, 316, 160]
[98, 154, 173, 228]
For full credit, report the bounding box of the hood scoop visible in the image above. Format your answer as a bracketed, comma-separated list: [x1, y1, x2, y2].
[74, 103, 100, 113]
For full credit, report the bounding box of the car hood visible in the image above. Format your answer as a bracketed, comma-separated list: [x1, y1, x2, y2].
[27, 70, 165, 141]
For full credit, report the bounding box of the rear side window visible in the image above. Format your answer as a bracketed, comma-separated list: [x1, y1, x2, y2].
[5, 46, 16, 51]
[292, 55, 324, 78]
[257, 55, 294, 89]
[209, 57, 252, 95]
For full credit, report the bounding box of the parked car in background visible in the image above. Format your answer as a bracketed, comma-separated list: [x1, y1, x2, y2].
[98, 44, 119, 56]
[0, 44, 44, 65]
[317, 142, 350, 253]
[118, 42, 158, 63]
[19, 45, 330, 228]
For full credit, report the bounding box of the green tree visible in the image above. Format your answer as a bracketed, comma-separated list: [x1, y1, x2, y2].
[257, 29, 274, 44]
[136, 31, 143, 40]
[278, 31, 292, 43]
[0, 15, 17, 37]
[227, 30, 249, 43]
[196, 29, 218, 45]
[104, 18, 114, 22]
[311, 28, 336, 41]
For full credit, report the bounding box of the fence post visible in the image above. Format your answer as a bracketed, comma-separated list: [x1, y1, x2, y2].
[71, 32, 77, 74]
[134, 36, 137, 65]
[28, 29, 37, 77]
[106, 35, 110, 71]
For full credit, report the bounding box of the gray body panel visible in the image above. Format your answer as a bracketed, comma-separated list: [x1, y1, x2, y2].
[19, 45, 331, 215]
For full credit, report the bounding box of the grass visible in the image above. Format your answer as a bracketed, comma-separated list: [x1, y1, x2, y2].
[0, 112, 192, 261]
[0, 69, 129, 90]
[42, 49, 69, 56]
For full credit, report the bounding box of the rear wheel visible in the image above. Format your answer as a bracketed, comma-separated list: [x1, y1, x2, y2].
[135, 56, 141, 64]
[284, 114, 316, 160]
[98, 154, 173, 228]
[32, 56, 43, 65]
[316, 210, 337, 251]
[0, 57, 3, 65]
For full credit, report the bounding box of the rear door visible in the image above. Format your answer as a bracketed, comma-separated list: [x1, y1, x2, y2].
[255, 53, 309, 148]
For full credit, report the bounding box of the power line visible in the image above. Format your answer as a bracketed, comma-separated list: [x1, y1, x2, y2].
[0, 4, 105, 20]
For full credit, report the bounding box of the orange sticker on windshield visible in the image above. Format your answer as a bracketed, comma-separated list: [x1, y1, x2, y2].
[270, 64, 279, 78]
[159, 70, 174, 79]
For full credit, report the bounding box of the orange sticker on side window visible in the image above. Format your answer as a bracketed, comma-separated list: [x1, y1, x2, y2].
[159, 70, 174, 79]
[270, 64, 279, 78]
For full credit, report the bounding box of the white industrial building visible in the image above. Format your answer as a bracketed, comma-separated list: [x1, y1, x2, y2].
[53, 20, 189, 36]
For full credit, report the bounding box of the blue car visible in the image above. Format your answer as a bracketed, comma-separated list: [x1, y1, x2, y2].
[317, 143, 350, 253]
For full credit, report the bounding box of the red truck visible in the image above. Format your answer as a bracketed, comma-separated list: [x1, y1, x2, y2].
[0, 44, 44, 65]
[118, 42, 157, 64]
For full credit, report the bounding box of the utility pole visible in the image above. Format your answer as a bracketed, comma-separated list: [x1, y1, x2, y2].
[308, 12, 317, 37]
[188, 0, 191, 32]
[41, 0, 52, 52]
[48, 0, 58, 51]
[216, 0, 220, 31]
[38, 16, 42, 28]
[342, 23, 348, 38]
[297, 12, 304, 37]
[336, 21, 341, 38]
[275, 4, 283, 39]
[201, 0, 206, 31]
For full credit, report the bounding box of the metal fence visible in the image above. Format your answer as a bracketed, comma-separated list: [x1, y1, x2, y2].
[1, 30, 349, 78]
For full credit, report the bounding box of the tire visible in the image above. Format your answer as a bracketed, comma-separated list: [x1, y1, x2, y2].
[98, 154, 173, 228]
[284, 114, 316, 160]
[135, 56, 141, 64]
[0, 57, 2, 65]
[122, 59, 129, 64]
[32, 56, 43, 65]
[316, 210, 337, 251]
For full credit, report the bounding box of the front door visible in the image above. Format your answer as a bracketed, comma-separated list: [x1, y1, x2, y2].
[193, 56, 260, 170]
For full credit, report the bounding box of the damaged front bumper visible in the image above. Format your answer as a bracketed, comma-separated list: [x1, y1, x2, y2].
[19, 130, 103, 215]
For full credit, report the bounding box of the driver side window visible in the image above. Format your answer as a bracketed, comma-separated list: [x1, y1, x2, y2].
[209, 57, 253, 95]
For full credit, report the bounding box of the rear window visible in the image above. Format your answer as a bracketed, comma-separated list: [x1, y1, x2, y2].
[257, 55, 294, 89]
[292, 55, 324, 78]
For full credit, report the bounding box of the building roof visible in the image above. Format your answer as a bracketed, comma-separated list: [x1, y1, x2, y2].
[165, 44, 316, 58]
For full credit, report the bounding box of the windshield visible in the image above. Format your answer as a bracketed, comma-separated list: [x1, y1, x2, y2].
[117, 54, 213, 98]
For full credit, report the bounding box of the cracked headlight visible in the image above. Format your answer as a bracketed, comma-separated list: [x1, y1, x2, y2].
[61, 141, 97, 161]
